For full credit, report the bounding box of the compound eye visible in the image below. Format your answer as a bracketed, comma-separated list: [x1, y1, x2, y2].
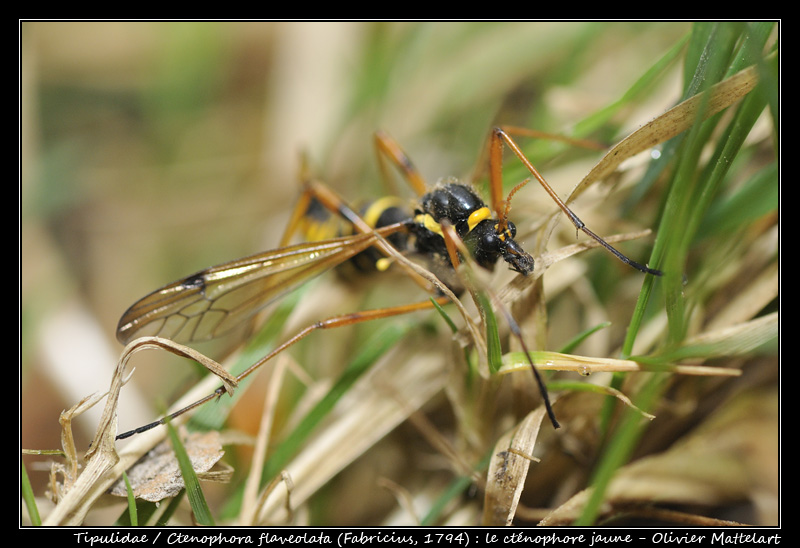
[505, 220, 517, 239]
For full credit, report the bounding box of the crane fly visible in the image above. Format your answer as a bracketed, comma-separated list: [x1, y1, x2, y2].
[114, 127, 662, 439]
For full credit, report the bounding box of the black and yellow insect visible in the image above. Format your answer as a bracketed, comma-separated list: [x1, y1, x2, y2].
[115, 127, 661, 439]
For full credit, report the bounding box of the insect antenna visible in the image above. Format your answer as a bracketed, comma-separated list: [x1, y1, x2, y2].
[494, 296, 560, 429]
[440, 222, 560, 429]
[491, 127, 662, 276]
[496, 177, 532, 234]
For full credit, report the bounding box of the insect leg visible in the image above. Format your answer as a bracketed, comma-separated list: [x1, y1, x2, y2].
[373, 130, 428, 196]
[439, 222, 560, 429]
[473, 125, 607, 211]
[293, 176, 451, 297]
[279, 152, 338, 247]
[287, 131, 431, 250]
[116, 296, 449, 440]
[279, 181, 317, 248]
[489, 126, 661, 276]
[283, 171, 486, 353]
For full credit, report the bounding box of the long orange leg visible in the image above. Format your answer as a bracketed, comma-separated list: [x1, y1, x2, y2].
[119, 130, 587, 439]
[116, 296, 449, 439]
[439, 221, 560, 429]
[279, 152, 335, 247]
[116, 150, 459, 440]
[373, 130, 428, 196]
[488, 126, 661, 275]
[282, 131, 425, 242]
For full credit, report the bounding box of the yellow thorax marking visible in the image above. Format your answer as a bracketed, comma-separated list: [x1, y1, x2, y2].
[415, 213, 443, 236]
[467, 207, 491, 232]
[415, 206, 491, 237]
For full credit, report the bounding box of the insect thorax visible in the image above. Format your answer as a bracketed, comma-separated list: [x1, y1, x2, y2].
[411, 181, 534, 276]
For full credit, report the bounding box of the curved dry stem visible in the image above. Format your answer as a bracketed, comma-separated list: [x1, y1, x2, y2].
[567, 62, 762, 205]
[45, 336, 240, 525]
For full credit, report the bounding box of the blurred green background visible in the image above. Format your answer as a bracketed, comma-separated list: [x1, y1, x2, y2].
[23, 23, 777, 525]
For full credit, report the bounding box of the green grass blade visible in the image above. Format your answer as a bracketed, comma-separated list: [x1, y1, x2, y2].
[421, 449, 494, 526]
[699, 162, 778, 237]
[475, 291, 503, 374]
[429, 296, 458, 334]
[557, 321, 611, 354]
[21, 460, 41, 526]
[166, 421, 215, 526]
[583, 21, 774, 526]
[574, 373, 666, 526]
[261, 321, 411, 484]
[122, 472, 138, 526]
[154, 493, 186, 526]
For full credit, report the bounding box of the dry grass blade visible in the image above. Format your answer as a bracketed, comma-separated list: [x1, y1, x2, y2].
[92, 336, 238, 452]
[499, 230, 655, 306]
[566, 62, 762, 205]
[497, 351, 741, 377]
[674, 312, 778, 360]
[43, 336, 243, 525]
[539, 388, 778, 526]
[706, 260, 779, 332]
[253, 334, 449, 524]
[239, 356, 288, 525]
[45, 392, 108, 504]
[482, 407, 547, 526]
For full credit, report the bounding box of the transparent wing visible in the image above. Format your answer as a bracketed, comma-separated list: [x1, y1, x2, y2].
[116, 225, 405, 345]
